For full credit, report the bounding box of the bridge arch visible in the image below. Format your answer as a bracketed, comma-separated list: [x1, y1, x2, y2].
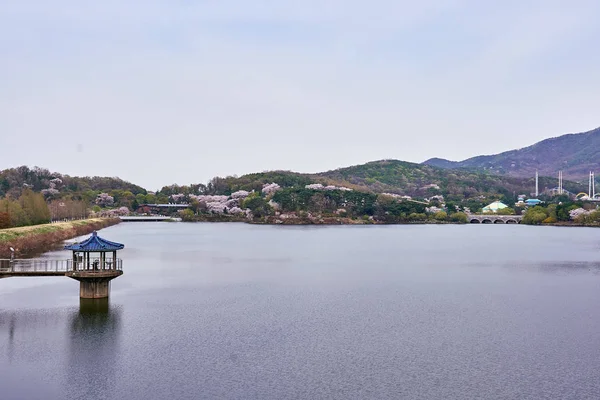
[493, 219, 505, 224]
[482, 219, 493, 224]
[470, 219, 481, 223]
[506, 219, 518, 224]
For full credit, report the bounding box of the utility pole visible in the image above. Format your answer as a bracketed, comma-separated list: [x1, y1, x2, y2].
[535, 170, 539, 197]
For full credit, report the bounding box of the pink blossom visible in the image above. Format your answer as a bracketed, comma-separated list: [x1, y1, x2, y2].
[262, 183, 281, 195]
[95, 193, 115, 206]
[231, 190, 250, 199]
[569, 208, 589, 219]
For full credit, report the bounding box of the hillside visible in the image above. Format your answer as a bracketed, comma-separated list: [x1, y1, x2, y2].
[423, 126, 600, 180]
[314, 160, 583, 199]
[2, 159, 587, 214]
[0, 166, 146, 200]
[161, 160, 583, 202]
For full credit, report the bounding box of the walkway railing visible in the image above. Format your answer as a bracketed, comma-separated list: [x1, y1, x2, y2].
[0, 258, 123, 274]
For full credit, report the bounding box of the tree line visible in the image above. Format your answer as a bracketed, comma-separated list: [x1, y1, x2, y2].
[0, 189, 51, 228]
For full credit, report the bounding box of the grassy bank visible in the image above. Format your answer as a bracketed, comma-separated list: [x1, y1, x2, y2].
[0, 218, 121, 258]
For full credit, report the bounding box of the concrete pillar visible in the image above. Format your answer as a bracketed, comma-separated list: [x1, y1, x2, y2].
[79, 278, 112, 299]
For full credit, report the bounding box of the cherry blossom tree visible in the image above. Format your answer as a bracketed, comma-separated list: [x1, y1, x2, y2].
[231, 190, 250, 199]
[569, 208, 589, 220]
[262, 183, 281, 195]
[95, 193, 114, 207]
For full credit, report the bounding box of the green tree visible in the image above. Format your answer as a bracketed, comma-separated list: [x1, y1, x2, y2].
[496, 207, 516, 215]
[146, 193, 157, 204]
[450, 212, 468, 223]
[522, 206, 549, 225]
[179, 209, 195, 221]
[135, 193, 147, 205]
[243, 194, 272, 218]
[433, 211, 448, 221]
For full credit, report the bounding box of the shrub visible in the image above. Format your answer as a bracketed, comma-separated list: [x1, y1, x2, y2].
[433, 211, 448, 221]
[450, 212, 468, 223]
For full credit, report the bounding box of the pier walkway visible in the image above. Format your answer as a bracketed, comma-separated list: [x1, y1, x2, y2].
[0, 258, 123, 278]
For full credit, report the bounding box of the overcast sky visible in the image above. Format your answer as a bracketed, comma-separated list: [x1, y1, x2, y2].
[1, 1, 599, 190]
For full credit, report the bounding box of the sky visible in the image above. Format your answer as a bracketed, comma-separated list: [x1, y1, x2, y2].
[1, 1, 600, 190]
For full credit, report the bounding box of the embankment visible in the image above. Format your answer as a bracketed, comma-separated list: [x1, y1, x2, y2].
[0, 218, 121, 258]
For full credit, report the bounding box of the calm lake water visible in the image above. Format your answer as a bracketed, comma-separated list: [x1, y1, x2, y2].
[2, 223, 600, 399]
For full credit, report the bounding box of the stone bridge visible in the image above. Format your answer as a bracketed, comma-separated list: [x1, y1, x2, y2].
[466, 214, 522, 224]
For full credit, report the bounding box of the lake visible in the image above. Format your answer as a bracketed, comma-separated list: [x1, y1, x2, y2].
[2, 223, 600, 399]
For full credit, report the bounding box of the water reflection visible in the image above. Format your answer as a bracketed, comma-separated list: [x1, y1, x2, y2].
[67, 299, 122, 400]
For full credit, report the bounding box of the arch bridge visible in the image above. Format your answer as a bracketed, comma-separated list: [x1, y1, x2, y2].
[466, 214, 522, 224]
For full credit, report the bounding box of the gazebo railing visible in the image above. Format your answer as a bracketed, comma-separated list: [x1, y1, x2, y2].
[68, 258, 123, 272]
[0, 259, 71, 273]
[0, 258, 123, 273]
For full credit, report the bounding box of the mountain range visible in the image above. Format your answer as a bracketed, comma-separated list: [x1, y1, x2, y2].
[1, 126, 599, 202]
[424, 126, 600, 181]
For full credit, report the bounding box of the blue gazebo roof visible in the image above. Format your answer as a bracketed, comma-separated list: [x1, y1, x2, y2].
[64, 231, 124, 252]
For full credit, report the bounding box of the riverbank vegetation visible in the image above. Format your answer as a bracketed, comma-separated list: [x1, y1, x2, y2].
[173, 184, 471, 225]
[519, 196, 600, 226]
[0, 218, 120, 258]
[1, 162, 595, 227]
[0, 189, 51, 228]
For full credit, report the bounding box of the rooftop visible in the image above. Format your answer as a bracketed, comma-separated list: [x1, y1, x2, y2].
[65, 231, 124, 252]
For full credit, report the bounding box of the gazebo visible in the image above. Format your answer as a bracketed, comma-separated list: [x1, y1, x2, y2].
[65, 231, 124, 298]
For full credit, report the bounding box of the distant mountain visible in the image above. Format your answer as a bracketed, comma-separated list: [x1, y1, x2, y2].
[423, 126, 600, 181]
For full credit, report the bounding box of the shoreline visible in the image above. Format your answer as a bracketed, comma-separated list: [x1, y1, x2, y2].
[180, 214, 597, 227]
[0, 218, 121, 258]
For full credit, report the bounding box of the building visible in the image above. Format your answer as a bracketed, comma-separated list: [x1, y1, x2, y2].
[482, 201, 509, 213]
[525, 199, 542, 207]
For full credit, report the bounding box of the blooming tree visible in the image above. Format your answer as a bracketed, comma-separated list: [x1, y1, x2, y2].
[262, 183, 281, 195]
[305, 184, 324, 190]
[117, 206, 130, 216]
[231, 190, 250, 199]
[41, 188, 60, 197]
[306, 183, 352, 191]
[569, 208, 589, 220]
[95, 193, 115, 207]
[206, 201, 227, 214]
[189, 194, 229, 203]
[170, 194, 186, 204]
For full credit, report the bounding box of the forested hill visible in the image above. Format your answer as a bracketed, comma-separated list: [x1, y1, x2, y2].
[423, 126, 600, 180]
[159, 160, 584, 202]
[1, 160, 586, 208]
[314, 160, 583, 199]
[0, 166, 146, 199]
